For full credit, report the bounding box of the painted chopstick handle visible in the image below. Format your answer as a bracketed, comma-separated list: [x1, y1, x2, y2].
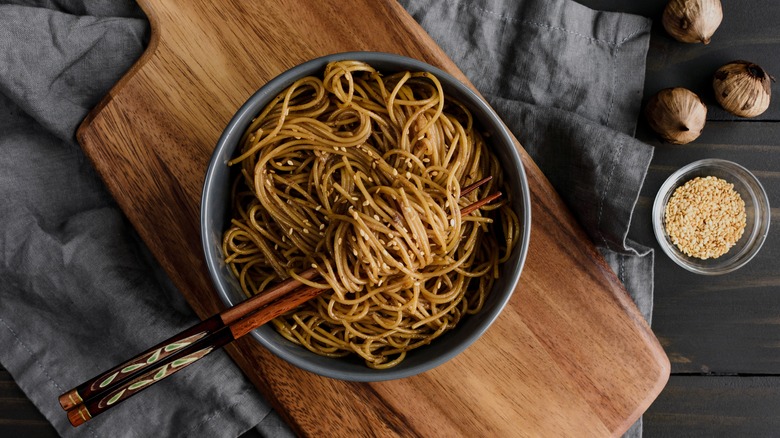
[58, 314, 224, 411]
[61, 192, 495, 420]
[66, 285, 324, 427]
[66, 328, 235, 427]
[58, 269, 319, 410]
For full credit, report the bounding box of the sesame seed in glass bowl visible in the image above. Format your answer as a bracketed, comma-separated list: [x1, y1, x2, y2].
[652, 159, 770, 275]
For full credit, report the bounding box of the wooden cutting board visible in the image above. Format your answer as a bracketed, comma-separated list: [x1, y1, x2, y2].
[77, 0, 669, 435]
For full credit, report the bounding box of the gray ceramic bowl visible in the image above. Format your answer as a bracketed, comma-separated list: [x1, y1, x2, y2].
[201, 52, 531, 381]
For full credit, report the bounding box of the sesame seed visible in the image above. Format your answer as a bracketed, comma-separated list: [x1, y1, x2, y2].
[664, 176, 746, 259]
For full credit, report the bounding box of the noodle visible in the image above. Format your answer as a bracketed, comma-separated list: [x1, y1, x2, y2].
[222, 60, 520, 368]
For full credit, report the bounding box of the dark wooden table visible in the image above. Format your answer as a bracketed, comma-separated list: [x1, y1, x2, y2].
[2, 1, 778, 436]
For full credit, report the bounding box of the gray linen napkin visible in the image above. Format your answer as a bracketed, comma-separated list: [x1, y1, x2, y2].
[0, 0, 653, 437]
[0, 3, 279, 438]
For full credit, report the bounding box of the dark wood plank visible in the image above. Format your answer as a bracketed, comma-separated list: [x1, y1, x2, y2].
[576, 0, 665, 16]
[581, 0, 780, 372]
[579, 0, 780, 373]
[0, 366, 57, 438]
[643, 0, 780, 122]
[578, 0, 780, 434]
[645, 376, 780, 436]
[582, 0, 780, 122]
[631, 121, 780, 374]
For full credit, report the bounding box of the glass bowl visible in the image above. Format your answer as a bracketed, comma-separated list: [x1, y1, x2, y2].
[652, 158, 770, 275]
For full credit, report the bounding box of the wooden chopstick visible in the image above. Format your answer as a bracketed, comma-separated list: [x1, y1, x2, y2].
[57, 269, 319, 411]
[461, 191, 502, 215]
[61, 185, 501, 427]
[461, 176, 492, 197]
[58, 175, 496, 413]
[64, 193, 502, 426]
[66, 285, 323, 427]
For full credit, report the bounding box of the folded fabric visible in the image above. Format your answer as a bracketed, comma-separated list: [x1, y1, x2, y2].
[0, 3, 279, 437]
[0, 0, 654, 437]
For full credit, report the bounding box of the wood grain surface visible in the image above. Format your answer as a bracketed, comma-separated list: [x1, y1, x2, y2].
[579, 0, 780, 378]
[0, 367, 57, 438]
[581, 1, 780, 435]
[7, 0, 780, 437]
[634, 122, 780, 375]
[645, 376, 780, 436]
[69, 0, 668, 436]
[631, 0, 780, 379]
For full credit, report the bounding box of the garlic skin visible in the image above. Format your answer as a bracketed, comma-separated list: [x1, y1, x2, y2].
[645, 88, 707, 144]
[662, 0, 723, 44]
[713, 61, 773, 118]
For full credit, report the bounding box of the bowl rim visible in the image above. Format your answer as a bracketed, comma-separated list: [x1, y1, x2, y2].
[201, 51, 532, 381]
[651, 158, 770, 275]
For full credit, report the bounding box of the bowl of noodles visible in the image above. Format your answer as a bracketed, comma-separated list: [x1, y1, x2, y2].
[202, 52, 531, 381]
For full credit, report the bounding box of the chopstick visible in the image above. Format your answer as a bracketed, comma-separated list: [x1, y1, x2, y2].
[58, 176, 496, 413]
[460, 176, 493, 197]
[65, 285, 323, 427]
[57, 176, 497, 413]
[60, 181, 501, 427]
[63, 193, 502, 426]
[57, 269, 319, 412]
[460, 191, 502, 215]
